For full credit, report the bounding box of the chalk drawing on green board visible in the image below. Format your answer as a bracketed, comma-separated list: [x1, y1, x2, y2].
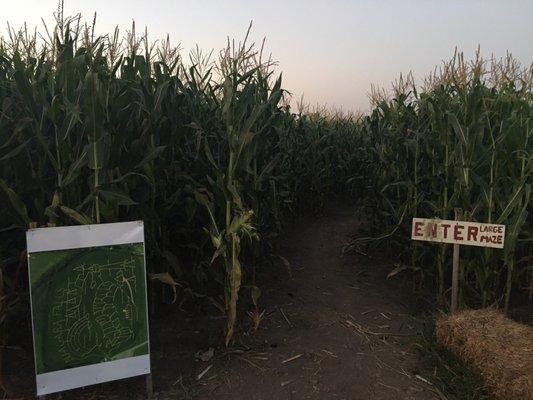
[29, 243, 149, 374]
[53, 259, 136, 362]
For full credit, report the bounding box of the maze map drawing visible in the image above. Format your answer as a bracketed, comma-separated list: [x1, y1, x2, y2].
[29, 243, 149, 374]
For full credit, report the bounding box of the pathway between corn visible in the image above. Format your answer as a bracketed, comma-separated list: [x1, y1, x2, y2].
[191, 203, 439, 400]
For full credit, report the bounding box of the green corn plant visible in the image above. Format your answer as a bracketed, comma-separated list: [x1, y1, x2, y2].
[0, 7, 530, 352]
[348, 51, 532, 312]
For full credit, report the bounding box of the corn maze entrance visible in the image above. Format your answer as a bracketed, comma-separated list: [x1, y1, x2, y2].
[8, 204, 439, 399]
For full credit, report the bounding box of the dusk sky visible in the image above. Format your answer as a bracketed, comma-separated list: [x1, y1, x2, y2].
[3, 0, 533, 112]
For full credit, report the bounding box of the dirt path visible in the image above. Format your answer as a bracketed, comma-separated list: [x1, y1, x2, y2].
[182, 203, 438, 400]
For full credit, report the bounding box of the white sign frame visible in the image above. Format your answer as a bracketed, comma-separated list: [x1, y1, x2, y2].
[26, 221, 151, 396]
[411, 218, 505, 248]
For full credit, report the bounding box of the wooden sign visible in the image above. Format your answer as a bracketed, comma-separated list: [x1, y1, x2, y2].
[26, 221, 151, 396]
[411, 213, 506, 315]
[411, 218, 505, 249]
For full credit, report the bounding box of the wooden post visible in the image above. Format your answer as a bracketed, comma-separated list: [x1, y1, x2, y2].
[0, 265, 4, 397]
[451, 208, 461, 314]
[145, 374, 154, 399]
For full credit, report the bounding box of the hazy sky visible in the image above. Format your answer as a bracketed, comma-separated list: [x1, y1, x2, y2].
[3, 1, 533, 112]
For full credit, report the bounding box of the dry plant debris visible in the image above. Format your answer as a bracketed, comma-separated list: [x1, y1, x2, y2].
[436, 308, 533, 400]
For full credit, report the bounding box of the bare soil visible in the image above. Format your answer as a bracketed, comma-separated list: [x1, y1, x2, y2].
[5, 203, 439, 399]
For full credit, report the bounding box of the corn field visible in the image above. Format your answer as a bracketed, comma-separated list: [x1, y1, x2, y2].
[349, 51, 532, 311]
[0, 12, 362, 347]
[0, 9, 531, 352]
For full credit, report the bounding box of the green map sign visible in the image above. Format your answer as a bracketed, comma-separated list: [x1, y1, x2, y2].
[27, 221, 150, 396]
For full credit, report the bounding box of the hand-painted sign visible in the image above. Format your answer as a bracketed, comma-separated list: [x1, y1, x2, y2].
[26, 221, 150, 396]
[411, 218, 505, 249]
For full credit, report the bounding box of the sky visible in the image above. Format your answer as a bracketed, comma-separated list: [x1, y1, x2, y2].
[2, 0, 533, 112]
